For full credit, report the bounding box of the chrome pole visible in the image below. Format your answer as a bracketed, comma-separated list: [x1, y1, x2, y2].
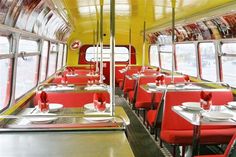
[110, 0, 115, 116]
[93, 29, 95, 67]
[171, 0, 176, 83]
[142, 21, 146, 71]
[99, 0, 104, 83]
[95, 6, 99, 74]
[129, 28, 132, 65]
[96, 18, 99, 73]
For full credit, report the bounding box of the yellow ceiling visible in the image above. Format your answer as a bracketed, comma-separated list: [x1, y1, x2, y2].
[60, 0, 235, 35]
[53, 0, 236, 66]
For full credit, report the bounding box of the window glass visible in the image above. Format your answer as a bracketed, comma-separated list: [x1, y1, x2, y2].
[176, 44, 197, 76]
[47, 44, 58, 76]
[222, 43, 236, 87]
[63, 44, 67, 66]
[19, 39, 38, 53]
[0, 36, 10, 54]
[159, 45, 172, 52]
[15, 56, 39, 99]
[39, 41, 49, 82]
[0, 59, 12, 110]
[85, 46, 129, 62]
[149, 45, 159, 67]
[199, 43, 217, 81]
[57, 44, 63, 70]
[160, 53, 172, 70]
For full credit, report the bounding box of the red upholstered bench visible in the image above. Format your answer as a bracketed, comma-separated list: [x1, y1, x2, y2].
[122, 69, 139, 97]
[131, 76, 163, 124]
[51, 76, 99, 85]
[115, 66, 126, 87]
[34, 91, 110, 108]
[160, 89, 235, 156]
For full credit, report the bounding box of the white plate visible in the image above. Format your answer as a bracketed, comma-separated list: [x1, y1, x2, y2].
[27, 113, 58, 124]
[202, 112, 233, 121]
[66, 74, 78, 77]
[84, 103, 110, 110]
[83, 117, 113, 122]
[147, 83, 156, 88]
[228, 101, 236, 108]
[36, 103, 63, 112]
[49, 103, 63, 112]
[183, 85, 202, 90]
[182, 102, 201, 111]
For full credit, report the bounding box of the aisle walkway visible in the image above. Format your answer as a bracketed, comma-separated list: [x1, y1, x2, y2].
[115, 94, 169, 157]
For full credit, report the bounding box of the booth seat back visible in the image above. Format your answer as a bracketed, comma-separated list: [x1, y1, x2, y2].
[135, 76, 162, 108]
[51, 76, 99, 85]
[123, 69, 139, 93]
[34, 91, 110, 108]
[161, 90, 233, 131]
[164, 76, 185, 85]
[141, 69, 158, 76]
[115, 66, 126, 85]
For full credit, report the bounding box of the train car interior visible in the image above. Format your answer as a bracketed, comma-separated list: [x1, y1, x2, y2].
[1, 0, 236, 157]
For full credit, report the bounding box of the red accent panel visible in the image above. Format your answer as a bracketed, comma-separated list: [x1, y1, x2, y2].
[34, 92, 110, 108]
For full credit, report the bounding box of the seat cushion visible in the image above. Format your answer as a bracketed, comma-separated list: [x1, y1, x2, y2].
[128, 91, 134, 102]
[146, 110, 157, 127]
[161, 128, 236, 145]
[135, 101, 153, 109]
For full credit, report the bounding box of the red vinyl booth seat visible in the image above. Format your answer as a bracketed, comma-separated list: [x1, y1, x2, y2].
[160, 90, 235, 145]
[134, 76, 162, 109]
[115, 66, 126, 86]
[122, 69, 139, 96]
[51, 76, 99, 85]
[34, 91, 110, 108]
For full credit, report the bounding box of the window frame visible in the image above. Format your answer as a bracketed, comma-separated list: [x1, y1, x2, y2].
[14, 37, 40, 100]
[47, 42, 59, 77]
[0, 35, 13, 112]
[219, 41, 236, 87]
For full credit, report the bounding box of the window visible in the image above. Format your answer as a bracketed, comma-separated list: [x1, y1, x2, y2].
[15, 39, 39, 99]
[149, 45, 159, 67]
[85, 46, 129, 62]
[199, 43, 217, 81]
[63, 44, 67, 66]
[176, 44, 197, 76]
[221, 43, 236, 87]
[15, 56, 39, 99]
[47, 43, 58, 76]
[0, 36, 12, 110]
[0, 36, 10, 54]
[19, 39, 38, 53]
[159, 45, 172, 70]
[57, 44, 63, 70]
[39, 41, 49, 82]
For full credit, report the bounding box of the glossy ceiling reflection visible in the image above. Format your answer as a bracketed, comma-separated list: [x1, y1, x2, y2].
[0, 0, 71, 42]
[61, 0, 235, 37]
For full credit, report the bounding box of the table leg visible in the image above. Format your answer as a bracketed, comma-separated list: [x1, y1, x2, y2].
[192, 124, 201, 157]
[151, 93, 156, 109]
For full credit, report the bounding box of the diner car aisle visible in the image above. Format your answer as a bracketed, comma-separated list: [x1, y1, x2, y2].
[115, 90, 166, 157]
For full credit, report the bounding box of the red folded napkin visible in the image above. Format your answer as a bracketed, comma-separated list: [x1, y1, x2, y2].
[39, 91, 49, 112]
[93, 93, 106, 112]
[61, 74, 68, 84]
[156, 75, 165, 85]
[40, 91, 48, 103]
[184, 75, 190, 82]
[200, 91, 212, 102]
